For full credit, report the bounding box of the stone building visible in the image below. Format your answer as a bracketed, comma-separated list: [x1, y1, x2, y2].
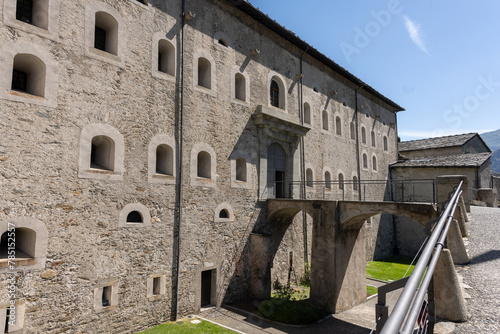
[0, 0, 403, 332]
[393, 133, 492, 193]
[390, 133, 493, 256]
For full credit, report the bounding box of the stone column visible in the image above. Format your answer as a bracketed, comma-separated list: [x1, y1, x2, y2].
[433, 249, 468, 322]
[436, 175, 469, 212]
[446, 219, 469, 265]
[310, 201, 337, 313]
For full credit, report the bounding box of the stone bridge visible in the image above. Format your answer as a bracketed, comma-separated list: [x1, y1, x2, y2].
[250, 199, 440, 314]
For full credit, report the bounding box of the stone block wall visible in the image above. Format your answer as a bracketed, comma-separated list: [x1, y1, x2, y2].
[0, 0, 401, 332]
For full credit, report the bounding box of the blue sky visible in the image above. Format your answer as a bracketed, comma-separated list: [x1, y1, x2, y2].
[247, 0, 500, 141]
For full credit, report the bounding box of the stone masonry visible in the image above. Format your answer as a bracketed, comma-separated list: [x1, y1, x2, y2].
[0, 0, 403, 332]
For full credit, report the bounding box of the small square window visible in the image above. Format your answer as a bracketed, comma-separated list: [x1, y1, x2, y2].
[147, 274, 166, 300]
[152, 277, 160, 295]
[94, 278, 118, 312]
[102, 286, 112, 307]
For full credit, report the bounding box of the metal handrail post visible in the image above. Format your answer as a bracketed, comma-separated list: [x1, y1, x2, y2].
[380, 181, 463, 334]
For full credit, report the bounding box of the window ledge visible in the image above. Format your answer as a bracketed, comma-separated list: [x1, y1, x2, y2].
[152, 174, 174, 179]
[7, 90, 45, 100]
[231, 98, 250, 106]
[79, 169, 123, 181]
[0, 257, 35, 268]
[194, 85, 216, 97]
[192, 177, 216, 188]
[152, 70, 176, 82]
[86, 48, 124, 67]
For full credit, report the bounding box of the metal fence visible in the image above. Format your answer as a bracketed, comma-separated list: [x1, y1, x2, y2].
[377, 181, 463, 334]
[266, 179, 436, 203]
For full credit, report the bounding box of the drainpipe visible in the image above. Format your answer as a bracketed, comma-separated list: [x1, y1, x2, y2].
[299, 47, 308, 265]
[174, 0, 187, 321]
[354, 84, 364, 201]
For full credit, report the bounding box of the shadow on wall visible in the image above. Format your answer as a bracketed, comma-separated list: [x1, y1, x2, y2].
[372, 213, 396, 260]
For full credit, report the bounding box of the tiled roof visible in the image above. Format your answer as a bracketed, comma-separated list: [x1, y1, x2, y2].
[392, 152, 491, 168]
[398, 133, 478, 152]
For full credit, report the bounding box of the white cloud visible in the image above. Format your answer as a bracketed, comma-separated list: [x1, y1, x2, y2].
[403, 16, 429, 55]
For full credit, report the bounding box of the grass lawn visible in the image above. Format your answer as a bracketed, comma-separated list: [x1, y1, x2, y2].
[258, 298, 328, 325]
[136, 318, 238, 334]
[366, 256, 416, 282]
[367, 285, 378, 296]
[257, 283, 328, 325]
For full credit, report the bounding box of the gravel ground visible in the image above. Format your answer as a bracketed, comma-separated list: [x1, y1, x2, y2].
[453, 206, 500, 334]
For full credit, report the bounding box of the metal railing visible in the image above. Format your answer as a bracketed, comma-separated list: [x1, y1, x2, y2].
[264, 179, 436, 203]
[378, 181, 463, 334]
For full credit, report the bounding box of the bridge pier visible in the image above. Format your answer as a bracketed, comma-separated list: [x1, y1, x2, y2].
[253, 199, 439, 314]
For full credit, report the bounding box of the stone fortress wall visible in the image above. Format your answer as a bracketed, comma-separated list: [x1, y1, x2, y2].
[0, 0, 401, 332]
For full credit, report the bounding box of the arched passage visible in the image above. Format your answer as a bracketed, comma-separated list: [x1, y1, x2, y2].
[250, 199, 438, 314]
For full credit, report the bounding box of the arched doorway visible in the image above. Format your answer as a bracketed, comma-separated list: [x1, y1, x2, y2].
[267, 143, 286, 198]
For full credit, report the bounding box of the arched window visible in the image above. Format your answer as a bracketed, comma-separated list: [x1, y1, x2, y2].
[158, 39, 175, 76]
[94, 11, 118, 55]
[1, 228, 35, 262]
[214, 203, 234, 222]
[218, 38, 228, 47]
[11, 53, 46, 97]
[126, 211, 143, 223]
[372, 156, 377, 171]
[363, 153, 368, 168]
[270, 80, 280, 108]
[219, 209, 229, 219]
[361, 127, 366, 144]
[325, 171, 331, 189]
[338, 173, 344, 190]
[336, 116, 342, 135]
[79, 124, 124, 180]
[156, 144, 174, 176]
[304, 103, 311, 125]
[371, 131, 376, 147]
[306, 168, 313, 187]
[197, 151, 211, 178]
[383, 136, 388, 151]
[198, 57, 211, 89]
[350, 122, 355, 139]
[235, 73, 246, 101]
[118, 203, 151, 228]
[353, 176, 358, 191]
[0, 217, 48, 272]
[91, 135, 115, 171]
[236, 158, 247, 182]
[322, 110, 329, 131]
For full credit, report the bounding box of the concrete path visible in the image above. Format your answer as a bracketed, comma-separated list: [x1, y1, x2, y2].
[452, 206, 500, 333]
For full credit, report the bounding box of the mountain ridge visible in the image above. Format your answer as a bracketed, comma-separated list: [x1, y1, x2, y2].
[480, 129, 500, 174]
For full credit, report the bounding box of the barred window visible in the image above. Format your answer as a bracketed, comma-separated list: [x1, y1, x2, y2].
[16, 0, 33, 24]
[11, 69, 28, 92]
[270, 80, 280, 108]
[94, 26, 106, 51]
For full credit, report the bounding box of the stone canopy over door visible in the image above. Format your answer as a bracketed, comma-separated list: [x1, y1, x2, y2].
[267, 143, 286, 198]
[252, 105, 310, 199]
